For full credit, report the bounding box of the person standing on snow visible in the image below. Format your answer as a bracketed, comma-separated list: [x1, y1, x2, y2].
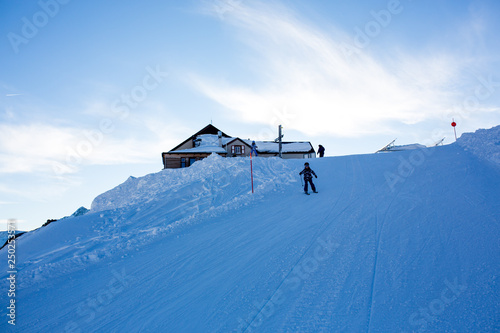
[250, 141, 258, 156]
[317, 145, 325, 157]
[299, 162, 318, 194]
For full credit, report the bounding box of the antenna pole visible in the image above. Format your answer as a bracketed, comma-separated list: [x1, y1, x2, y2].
[278, 125, 282, 158]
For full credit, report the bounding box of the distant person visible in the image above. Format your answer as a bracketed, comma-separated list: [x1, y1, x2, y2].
[251, 141, 258, 156]
[299, 162, 318, 195]
[317, 145, 325, 157]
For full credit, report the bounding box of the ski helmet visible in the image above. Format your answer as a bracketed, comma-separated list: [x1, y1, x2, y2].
[304, 162, 309, 166]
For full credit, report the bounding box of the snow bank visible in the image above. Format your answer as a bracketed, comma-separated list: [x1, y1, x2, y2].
[457, 125, 500, 166]
[91, 153, 296, 213]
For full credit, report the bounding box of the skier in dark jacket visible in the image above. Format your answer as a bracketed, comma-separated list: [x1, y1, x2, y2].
[299, 162, 318, 194]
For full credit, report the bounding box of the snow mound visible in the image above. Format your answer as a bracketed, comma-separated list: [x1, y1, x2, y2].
[91, 153, 296, 213]
[457, 125, 500, 166]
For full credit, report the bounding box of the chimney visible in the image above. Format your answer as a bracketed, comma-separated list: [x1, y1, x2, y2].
[218, 131, 222, 147]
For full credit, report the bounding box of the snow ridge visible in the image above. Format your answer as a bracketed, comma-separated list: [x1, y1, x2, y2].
[457, 125, 500, 166]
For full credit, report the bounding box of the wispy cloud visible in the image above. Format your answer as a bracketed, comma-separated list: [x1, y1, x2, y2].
[0, 121, 176, 175]
[0, 201, 18, 205]
[0, 123, 76, 174]
[193, 1, 474, 137]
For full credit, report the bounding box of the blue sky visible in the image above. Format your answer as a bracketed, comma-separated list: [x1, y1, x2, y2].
[1, 0, 499, 231]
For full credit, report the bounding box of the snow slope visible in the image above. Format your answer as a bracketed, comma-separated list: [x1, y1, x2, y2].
[457, 124, 500, 166]
[1, 127, 499, 332]
[0, 231, 25, 249]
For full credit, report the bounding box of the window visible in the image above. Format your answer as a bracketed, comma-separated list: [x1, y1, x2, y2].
[231, 145, 246, 155]
[181, 158, 186, 168]
[189, 158, 196, 166]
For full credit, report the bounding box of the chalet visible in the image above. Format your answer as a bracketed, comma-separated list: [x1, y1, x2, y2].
[162, 124, 316, 169]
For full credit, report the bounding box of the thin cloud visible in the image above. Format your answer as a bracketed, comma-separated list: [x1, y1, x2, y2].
[0, 111, 188, 175]
[194, 1, 471, 137]
[0, 123, 159, 175]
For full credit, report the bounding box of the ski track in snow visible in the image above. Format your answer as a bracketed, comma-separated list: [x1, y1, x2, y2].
[241, 157, 352, 332]
[1, 127, 500, 332]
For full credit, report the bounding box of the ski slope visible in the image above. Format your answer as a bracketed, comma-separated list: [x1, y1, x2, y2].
[1, 126, 499, 332]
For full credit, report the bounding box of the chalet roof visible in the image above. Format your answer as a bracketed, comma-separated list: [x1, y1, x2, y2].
[165, 124, 315, 155]
[169, 124, 231, 152]
[172, 134, 230, 154]
[226, 137, 253, 147]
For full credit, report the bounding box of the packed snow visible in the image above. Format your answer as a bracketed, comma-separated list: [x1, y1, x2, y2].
[1, 126, 499, 332]
[457, 124, 500, 166]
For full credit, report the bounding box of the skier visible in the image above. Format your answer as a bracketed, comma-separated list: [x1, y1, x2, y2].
[299, 162, 318, 195]
[250, 141, 258, 156]
[317, 145, 325, 157]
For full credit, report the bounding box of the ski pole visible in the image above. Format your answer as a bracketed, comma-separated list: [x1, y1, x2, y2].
[300, 175, 303, 187]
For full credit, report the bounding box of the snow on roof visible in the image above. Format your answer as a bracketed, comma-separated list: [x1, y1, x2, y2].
[173, 146, 227, 154]
[246, 140, 313, 153]
[172, 134, 313, 154]
[172, 134, 230, 154]
[195, 134, 234, 146]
